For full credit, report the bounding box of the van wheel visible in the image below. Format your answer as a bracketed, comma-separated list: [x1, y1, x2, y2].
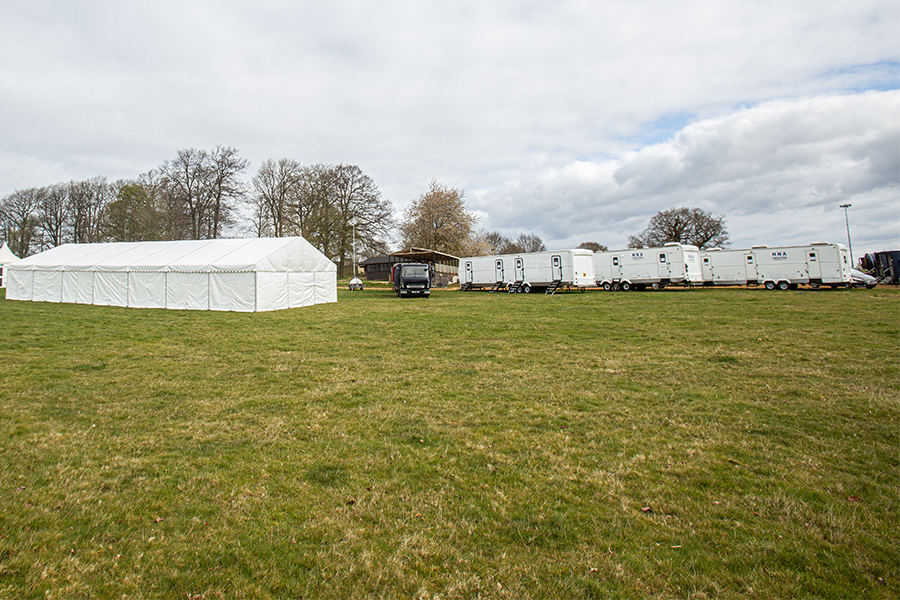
[765, 281, 776, 290]
[777, 281, 790, 290]
[621, 281, 631, 291]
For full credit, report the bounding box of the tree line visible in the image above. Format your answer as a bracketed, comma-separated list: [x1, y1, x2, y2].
[0, 146, 728, 272]
[0, 147, 394, 277]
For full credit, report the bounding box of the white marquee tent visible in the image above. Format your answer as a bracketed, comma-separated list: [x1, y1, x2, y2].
[5, 237, 337, 312]
[0, 242, 20, 288]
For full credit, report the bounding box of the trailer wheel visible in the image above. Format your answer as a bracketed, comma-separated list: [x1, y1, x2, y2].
[777, 281, 790, 291]
[620, 281, 631, 291]
[809, 282, 821, 290]
[522, 283, 532, 294]
[650, 282, 660, 291]
[602, 282, 612, 291]
[765, 281, 776, 290]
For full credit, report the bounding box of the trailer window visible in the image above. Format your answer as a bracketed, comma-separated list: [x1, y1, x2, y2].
[659, 254, 666, 263]
[612, 257, 618, 266]
[809, 252, 817, 261]
[746, 256, 754, 264]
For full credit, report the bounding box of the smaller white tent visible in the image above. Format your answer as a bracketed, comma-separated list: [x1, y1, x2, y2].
[5, 237, 337, 312]
[0, 242, 20, 288]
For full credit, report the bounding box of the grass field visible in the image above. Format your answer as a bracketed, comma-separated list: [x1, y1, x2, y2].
[0, 285, 897, 599]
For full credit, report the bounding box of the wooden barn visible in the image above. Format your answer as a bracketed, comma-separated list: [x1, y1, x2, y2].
[361, 248, 458, 287]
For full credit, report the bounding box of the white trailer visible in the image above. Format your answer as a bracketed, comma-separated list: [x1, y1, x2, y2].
[700, 248, 757, 286]
[459, 249, 596, 293]
[700, 242, 851, 289]
[593, 243, 703, 291]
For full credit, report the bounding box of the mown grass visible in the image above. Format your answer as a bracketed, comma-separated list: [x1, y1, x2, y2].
[0, 285, 897, 599]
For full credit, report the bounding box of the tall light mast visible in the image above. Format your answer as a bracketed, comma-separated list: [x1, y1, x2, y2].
[839, 204, 853, 268]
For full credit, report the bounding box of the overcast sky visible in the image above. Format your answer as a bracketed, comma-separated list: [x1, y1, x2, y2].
[1, 1, 898, 255]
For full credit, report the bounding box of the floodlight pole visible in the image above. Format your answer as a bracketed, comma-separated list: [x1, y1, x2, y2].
[352, 223, 357, 276]
[839, 203, 853, 268]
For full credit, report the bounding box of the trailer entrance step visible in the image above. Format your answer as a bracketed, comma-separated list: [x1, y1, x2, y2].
[545, 280, 563, 295]
[489, 281, 505, 293]
[507, 281, 524, 293]
[459, 282, 473, 291]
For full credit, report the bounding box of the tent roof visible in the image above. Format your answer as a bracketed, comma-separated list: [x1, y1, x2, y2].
[0, 242, 20, 263]
[10, 238, 337, 273]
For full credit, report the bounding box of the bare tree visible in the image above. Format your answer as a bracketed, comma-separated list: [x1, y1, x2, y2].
[294, 164, 338, 252]
[628, 207, 729, 250]
[498, 232, 547, 254]
[330, 165, 393, 277]
[249, 161, 393, 274]
[483, 230, 511, 254]
[399, 181, 478, 257]
[37, 183, 71, 248]
[206, 145, 249, 239]
[577, 241, 608, 252]
[70, 177, 114, 243]
[516, 233, 546, 253]
[0, 187, 43, 257]
[252, 158, 301, 238]
[160, 148, 212, 240]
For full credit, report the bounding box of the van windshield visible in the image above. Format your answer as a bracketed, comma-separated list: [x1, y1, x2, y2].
[403, 266, 429, 278]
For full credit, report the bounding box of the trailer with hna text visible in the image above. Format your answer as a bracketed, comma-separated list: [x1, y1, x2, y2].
[700, 242, 852, 289]
[593, 243, 703, 291]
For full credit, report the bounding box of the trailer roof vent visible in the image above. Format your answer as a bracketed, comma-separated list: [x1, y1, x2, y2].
[810, 241, 831, 245]
[706, 248, 723, 252]
[663, 242, 681, 247]
[751, 245, 769, 249]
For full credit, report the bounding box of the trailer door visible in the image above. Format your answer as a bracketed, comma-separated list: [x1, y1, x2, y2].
[806, 250, 821, 280]
[463, 261, 473, 284]
[611, 255, 622, 280]
[515, 257, 525, 281]
[744, 254, 758, 283]
[552, 255, 563, 280]
[495, 259, 504, 282]
[658, 251, 670, 279]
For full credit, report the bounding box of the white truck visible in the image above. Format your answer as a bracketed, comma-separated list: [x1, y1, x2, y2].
[593, 243, 703, 291]
[459, 249, 596, 293]
[700, 242, 852, 289]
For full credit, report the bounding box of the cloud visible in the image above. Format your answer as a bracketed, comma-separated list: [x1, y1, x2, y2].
[0, 1, 897, 255]
[474, 91, 900, 255]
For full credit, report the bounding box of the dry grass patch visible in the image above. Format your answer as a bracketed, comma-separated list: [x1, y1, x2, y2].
[0, 286, 897, 599]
